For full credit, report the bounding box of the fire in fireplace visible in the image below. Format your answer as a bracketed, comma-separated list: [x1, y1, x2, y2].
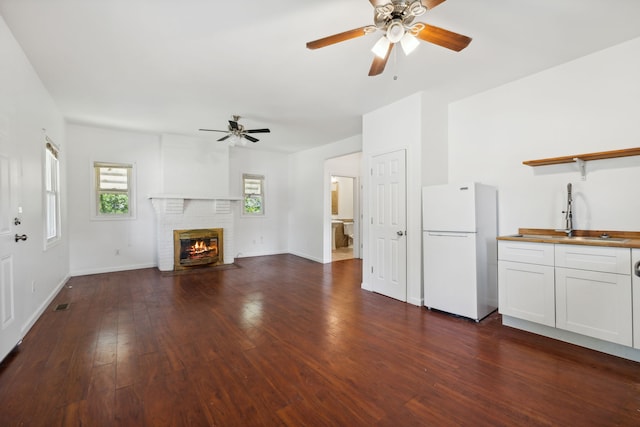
[173, 228, 223, 270]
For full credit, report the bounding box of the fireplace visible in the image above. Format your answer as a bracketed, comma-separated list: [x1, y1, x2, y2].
[173, 228, 223, 271]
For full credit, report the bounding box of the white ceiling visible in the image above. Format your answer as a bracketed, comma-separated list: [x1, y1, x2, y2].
[1, 0, 640, 152]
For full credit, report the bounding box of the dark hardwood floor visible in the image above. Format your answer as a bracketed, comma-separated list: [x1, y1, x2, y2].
[0, 254, 638, 426]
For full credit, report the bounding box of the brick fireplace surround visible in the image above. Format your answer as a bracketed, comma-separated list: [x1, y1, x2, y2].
[150, 196, 240, 271]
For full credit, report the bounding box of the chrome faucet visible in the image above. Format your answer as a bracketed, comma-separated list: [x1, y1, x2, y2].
[561, 183, 574, 237]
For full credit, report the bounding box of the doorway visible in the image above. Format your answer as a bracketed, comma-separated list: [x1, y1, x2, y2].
[325, 152, 361, 264]
[331, 175, 356, 262]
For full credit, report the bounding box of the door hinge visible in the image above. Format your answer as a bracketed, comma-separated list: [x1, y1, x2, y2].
[371, 266, 373, 274]
[370, 168, 373, 176]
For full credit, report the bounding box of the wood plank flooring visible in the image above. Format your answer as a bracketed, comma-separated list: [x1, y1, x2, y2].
[0, 254, 638, 426]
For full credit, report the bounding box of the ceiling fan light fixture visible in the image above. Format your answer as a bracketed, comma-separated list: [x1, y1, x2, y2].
[400, 32, 420, 55]
[409, 1, 427, 17]
[386, 20, 405, 44]
[371, 36, 391, 59]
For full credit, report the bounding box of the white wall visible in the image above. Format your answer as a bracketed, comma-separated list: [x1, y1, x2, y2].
[449, 37, 640, 234]
[362, 93, 423, 305]
[420, 93, 449, 186]
[0, 16, 69, 338]
[160, 134, 229, 197]
[288, 135, 362, 262]
[229, 146, 289, 258]
[66, 124, 160, 275]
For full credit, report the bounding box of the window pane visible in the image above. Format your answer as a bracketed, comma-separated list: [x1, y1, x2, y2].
[99, 193, 129, 214]
[244, 195, 262, 213]
[244, 179, 262, 195]
[99, 167, 129, 191]
[45, 151, 53, 191]
[46, 192, 57, 239]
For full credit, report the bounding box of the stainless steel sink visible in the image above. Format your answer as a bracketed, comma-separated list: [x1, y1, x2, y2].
[509, 234, 628, 243]
[561, 236, 629, 242]
[511, 234, 553, 239]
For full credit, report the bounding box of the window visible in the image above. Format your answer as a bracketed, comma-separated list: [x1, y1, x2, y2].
[45, 139, 60, 245]
[93, 161, 134, 218]
[242, 174, 264, 216]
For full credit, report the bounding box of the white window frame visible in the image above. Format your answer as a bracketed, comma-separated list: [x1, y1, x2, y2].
[44, 138, 61, 248]
[242, 173, 265, 216]
[91, 161, 136, 220]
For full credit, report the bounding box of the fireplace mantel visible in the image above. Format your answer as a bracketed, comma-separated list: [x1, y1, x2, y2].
[148, 194, 242, 201]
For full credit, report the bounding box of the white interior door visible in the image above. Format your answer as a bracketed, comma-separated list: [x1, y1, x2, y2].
[370, 150, 407, 301]
[0, 112, 23, 362]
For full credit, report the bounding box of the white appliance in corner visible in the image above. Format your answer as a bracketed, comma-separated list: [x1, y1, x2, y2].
[633, 249, 640, 350]
[422, 183, 497, 321]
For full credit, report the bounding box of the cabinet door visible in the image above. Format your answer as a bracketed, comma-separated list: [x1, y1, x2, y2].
[498, 260, 555, 327]
[556, 268, 632, 346]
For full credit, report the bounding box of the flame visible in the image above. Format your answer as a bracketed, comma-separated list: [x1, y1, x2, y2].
[188, 239, 218, 257]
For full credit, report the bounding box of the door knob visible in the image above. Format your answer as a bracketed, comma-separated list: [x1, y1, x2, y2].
[14, 234, 27, 242]
[397, 231, 404, 236]
[635, 260, 640, 277]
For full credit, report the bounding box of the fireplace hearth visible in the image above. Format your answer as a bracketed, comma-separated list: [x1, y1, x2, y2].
[173, 228, 223, 271]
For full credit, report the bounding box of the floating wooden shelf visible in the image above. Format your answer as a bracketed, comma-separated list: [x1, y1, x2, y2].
[523, 147, 640, 167]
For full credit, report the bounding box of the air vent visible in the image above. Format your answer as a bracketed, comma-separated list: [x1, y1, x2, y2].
[53, 303, 70, 312]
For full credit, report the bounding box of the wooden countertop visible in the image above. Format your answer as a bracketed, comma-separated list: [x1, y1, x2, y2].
[497, 228, 640, 249]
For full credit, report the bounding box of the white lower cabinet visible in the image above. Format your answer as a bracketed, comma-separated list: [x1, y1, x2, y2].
[498, 260, 555, 327]
[555, 267, 632, 346]
[498, 241, 555, 327]
[499, 241, 635, 348]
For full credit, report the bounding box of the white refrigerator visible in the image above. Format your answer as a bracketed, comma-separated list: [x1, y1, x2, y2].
[422, 183, 497, 321]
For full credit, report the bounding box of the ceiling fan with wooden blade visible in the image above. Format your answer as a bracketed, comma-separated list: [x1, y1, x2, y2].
[306, 0, 471, 76]
[199, 115, 270, 145]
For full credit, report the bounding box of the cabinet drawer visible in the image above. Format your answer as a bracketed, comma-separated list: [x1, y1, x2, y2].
[498, 241, 554, 265]
[555, 244, 630, 274]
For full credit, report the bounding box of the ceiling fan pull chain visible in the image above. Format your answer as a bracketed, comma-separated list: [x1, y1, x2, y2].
[392, 46, 399, 81]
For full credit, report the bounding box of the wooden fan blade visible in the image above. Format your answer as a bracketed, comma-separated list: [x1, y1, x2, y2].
[306, 27, 368, 50]
[421, 0, 447, 10]
[243, 134, 259, 143]
[217, 135, 231, 142]
[368, 43, 394, 76]
[246, 128, 270, 134]
[228, 120, 239, 130]
[199, 129, 228, 132]
[415, 23, 471, 51]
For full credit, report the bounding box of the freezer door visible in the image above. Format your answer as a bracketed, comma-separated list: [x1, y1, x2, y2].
[422, 183, 476, 232]
[424, 231, 478, 319]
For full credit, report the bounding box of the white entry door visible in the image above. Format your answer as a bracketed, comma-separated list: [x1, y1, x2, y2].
[0, 112, 23, 362]
[370, 149, 407, 301]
